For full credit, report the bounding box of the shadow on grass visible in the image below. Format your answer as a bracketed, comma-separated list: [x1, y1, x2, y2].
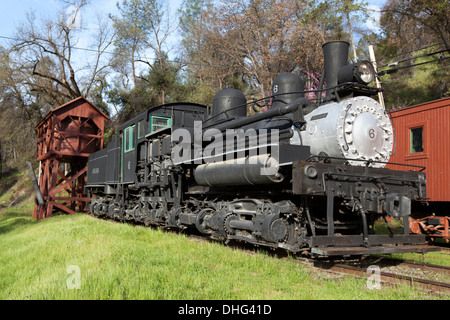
[0, 208, 35, 235]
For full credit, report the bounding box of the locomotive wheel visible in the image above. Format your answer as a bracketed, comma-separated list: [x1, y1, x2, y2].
[195, 208, 214, 234]
[223, 213, 237, 236]
[100, 203, 108, 217]
[169, 207, 183, 228]
[261, 214, 290, 243]
[129, 204, 141, 221]
[107, 203, 116, 219]
[270, 219, 289, 242]
[91, 202, 99, 216]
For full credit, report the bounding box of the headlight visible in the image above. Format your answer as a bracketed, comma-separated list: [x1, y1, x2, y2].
[304, 165, 318, 179]
[356, 61, 375, 84]
[338, 60, 376, 85]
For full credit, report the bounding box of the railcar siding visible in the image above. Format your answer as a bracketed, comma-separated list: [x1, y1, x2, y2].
[388, 97, 450, 202]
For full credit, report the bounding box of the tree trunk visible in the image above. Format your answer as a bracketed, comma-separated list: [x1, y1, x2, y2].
[346, 9, 358, 62]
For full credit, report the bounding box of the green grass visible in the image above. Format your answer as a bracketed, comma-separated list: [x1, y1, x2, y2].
[1, 209, 449, 300]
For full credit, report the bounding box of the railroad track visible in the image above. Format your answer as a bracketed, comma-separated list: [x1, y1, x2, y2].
[185, 230, 450, 294]
[360, 256, 450, 275]
[308, 257, 450, 294]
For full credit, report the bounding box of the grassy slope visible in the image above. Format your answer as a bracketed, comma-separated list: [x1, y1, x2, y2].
[0, 171, 449, 300]
[1, 211, 449, 300]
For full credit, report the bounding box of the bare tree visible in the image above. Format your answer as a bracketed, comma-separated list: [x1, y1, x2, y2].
[10, 8, 115, 106]
[382, 0, 450, 51]
[181, 0, 324, 98]
[0, 5, 115, 165]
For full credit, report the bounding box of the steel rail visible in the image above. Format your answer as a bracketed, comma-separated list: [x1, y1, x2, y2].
[361, 256, 450, 276]
[311, 260, 450, 294]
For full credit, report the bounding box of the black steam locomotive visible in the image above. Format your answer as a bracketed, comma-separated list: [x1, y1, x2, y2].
[85, 41, 435, 256]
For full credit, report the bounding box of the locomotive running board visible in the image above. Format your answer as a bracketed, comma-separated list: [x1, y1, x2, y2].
[311, 245, 441, 256]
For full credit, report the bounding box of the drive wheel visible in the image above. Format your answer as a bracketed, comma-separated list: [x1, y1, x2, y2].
[195, 208, 214, 234]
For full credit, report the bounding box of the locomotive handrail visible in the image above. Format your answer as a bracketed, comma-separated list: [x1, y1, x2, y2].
[335, 82, 383, 93]
[203, 98, 313, 141]
[305, 155, 426, 172]
[323, 171, 424, 184]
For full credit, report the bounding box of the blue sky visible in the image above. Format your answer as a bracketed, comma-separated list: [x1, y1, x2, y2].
[0, 0, 386, 43]
[0, 0, 182, 45]
[0, 0, 184, 71]
[0, 0, 386, 72]
[0, 1, 116, 43]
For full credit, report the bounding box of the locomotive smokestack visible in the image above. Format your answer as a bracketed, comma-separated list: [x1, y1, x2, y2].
[322, 41, 349, 100]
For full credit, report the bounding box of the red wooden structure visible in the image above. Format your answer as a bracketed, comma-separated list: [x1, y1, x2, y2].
[34, 97, 109, 220]
[387, 97, 450, 241]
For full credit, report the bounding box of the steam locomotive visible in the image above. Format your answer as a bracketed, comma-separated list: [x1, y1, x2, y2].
[85, 41, 437, 256]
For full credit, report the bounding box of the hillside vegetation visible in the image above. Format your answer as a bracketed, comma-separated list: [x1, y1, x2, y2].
[0, 168, 34, 212]
[381, 46, 449, 110]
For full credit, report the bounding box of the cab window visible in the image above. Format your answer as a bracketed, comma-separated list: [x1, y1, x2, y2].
[150, 116, 172, 133]
[124, 125, 135, 153]
[138, 120, 145, 139]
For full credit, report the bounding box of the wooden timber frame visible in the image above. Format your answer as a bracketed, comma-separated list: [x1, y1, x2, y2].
[34, 97, 109, 220]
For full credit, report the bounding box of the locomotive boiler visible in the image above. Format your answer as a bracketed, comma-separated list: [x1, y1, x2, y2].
[85, 41, 437, 256]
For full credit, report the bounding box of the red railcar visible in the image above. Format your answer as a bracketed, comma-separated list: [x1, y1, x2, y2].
[387, 97, 450, 242]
